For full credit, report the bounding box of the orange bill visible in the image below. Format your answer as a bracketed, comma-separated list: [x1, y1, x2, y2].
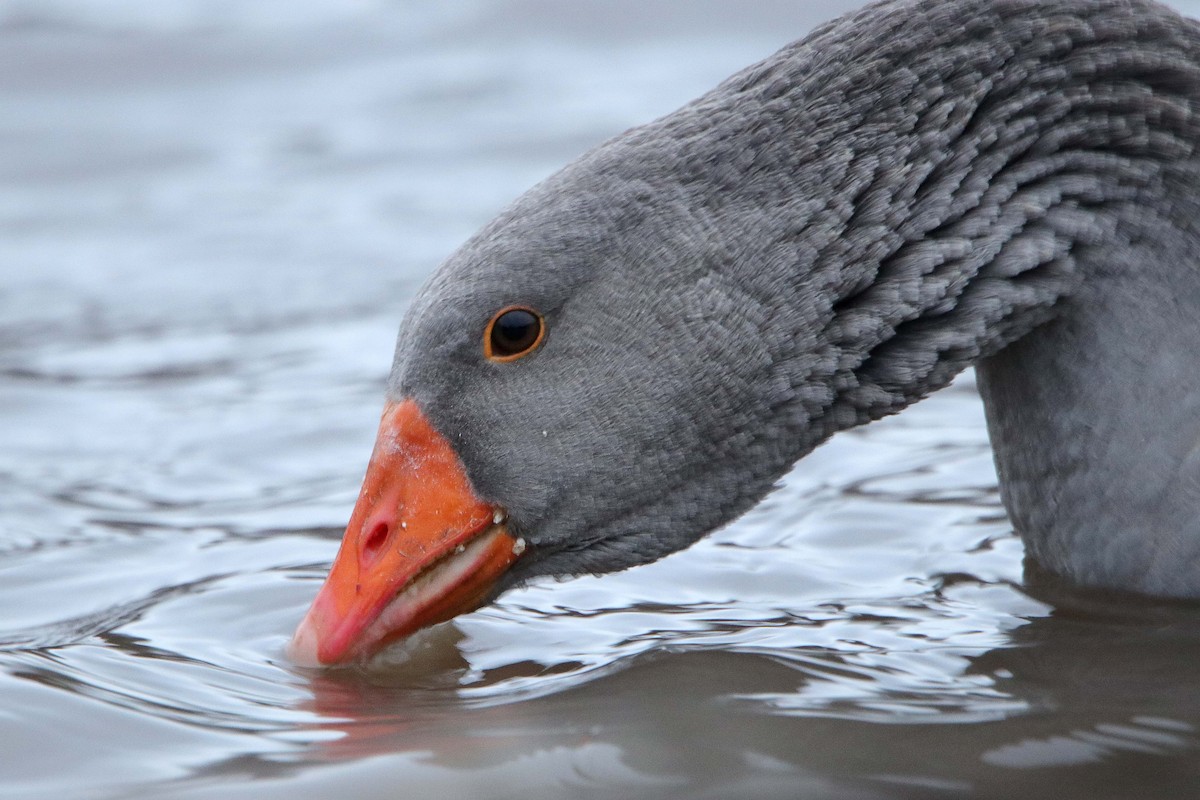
[288, 399, 525, 666]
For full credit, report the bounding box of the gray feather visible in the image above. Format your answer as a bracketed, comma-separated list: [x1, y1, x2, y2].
[389, 0, 1200, 596]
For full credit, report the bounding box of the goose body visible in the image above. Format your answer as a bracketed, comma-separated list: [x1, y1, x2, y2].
[290, 0, 1200, 666]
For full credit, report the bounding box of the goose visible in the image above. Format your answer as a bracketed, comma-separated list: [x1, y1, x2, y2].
[289, 0, 1200, 666]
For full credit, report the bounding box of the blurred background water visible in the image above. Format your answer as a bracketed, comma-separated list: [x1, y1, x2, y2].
[3, 2, 1200, 798]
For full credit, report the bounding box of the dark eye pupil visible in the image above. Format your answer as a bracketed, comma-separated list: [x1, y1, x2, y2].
[491, 309, 540, 356]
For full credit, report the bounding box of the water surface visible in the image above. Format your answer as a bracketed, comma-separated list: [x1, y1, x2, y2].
[3, 2, 1200, 798]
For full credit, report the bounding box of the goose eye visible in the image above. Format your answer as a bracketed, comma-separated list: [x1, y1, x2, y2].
[484, 306, 545, 362]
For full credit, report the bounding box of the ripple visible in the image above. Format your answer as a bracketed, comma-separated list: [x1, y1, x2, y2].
[0, 579, 218, 652]
[5, 1, 1200, 797]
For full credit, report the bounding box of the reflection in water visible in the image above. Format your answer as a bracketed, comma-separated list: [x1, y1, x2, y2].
[249, 590, 1200, 800]
[4, 0, 1200, 798]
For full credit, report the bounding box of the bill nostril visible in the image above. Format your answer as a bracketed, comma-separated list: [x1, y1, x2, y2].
[361, 520, 390, 566]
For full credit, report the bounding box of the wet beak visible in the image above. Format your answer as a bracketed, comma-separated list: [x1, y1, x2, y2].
[288, 399, 525, 667]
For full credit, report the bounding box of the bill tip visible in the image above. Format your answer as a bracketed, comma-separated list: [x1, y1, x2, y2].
[286, 613, 323, 668]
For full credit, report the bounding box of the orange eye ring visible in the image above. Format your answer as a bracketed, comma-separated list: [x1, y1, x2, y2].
[483, 306, 545, 362]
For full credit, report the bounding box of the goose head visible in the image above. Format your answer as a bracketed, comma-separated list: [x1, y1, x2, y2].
[290, 0, 1200, 665]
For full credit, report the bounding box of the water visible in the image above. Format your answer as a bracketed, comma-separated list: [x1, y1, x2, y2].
[2, 2, 1200, 798]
